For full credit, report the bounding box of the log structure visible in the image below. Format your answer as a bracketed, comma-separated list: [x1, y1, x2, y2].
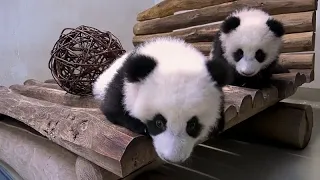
[0, 83, 157, 178]
[0, 72, 312, 177]
[132, 0, 317, 78]
[0, 0, 317, 179]
[221, 102, 314, 149]
[132, 0, 317, 129]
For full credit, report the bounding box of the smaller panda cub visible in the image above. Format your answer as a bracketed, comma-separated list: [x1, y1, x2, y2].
[93, 37, 231, 163]
[211, 8, 289, 89]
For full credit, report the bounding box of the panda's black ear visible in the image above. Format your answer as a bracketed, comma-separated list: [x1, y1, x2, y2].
[124, 54, 157, 83]
[205, 57, 233, 87]
[266, 18, 285, 37]
[221, 16, 240, 34]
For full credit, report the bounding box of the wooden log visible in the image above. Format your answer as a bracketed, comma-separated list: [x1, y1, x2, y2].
[225, 94, 253, 114]
[222, 102, 313, 149]
[224, 86, 264, 109]
[133, 23, 220, 45]
[272, 72, 307, 98]
[279, 53, 314, 69]
[190, 32, 314, 55]
[133, 11, 315, 44]
[44, 79, 57, 84]
[24, 79, 63, 90]
[0, 86, 156, 177]
[9, 84, 100, 108]
[222, 85, 266, 123]
[223, 86, 279, 130]
[75, 156, 119, 180]
[0, 120, 80, 180]
[137, 0, 236, 21]
[224, 104, 238, 123]
[289, 69, 314, 83]
[133, 0, 316, 35]
[282, 32, 314, 53]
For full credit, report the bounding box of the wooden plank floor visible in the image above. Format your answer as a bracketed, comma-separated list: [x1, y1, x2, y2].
[135, 105, 320, 180]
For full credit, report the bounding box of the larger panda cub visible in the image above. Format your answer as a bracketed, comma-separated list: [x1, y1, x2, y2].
[93, 37, 231, 163]
[211, 8, 289, 89]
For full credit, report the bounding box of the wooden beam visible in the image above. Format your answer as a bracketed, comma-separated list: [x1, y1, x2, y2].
[9, 84, 100, 109]
[191, 32, 314, 55]
[44, 79, 57, 84]
[133, 11, 315, 44]
[223, 71, 310, 129]
[137, 0, 236, 21]
[0, 86, 156, 177]
[0, 69, 311, 176]
[223, 86, 279, 129]
[133, 0, 316, 35]
[222, 102, 313, 149]
[289, 69, 314, 82]
[133, 23, 220, 45]
[282, 32, 314, 53]
[279, 53, 314, 69]
[271, 72, 307, 99]
[24, 79, 62, 90]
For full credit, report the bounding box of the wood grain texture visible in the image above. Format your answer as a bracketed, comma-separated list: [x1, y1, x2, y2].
[272, 72, 307, 99]
[290, 69, 314, 82]
[0, 70, 312, 176]
[223, 86, 279, 130]
[133, 23, 220, 45]
[44, 79, 57, 84]
[279, 53, 314, 69]
[137, 0, 236, 21]
[24, 79, 63, 90]
[0, 86, 156, 177]
[222, 102, 313, 149]
[133, 11, 315, 44]
[282, 32, 314, 53]
[10, 84, 100, 108]
[190, 32, 314, 55]
[133, 0, 316, 35]
[0, 120, 79, 180]
[222, 70, 312, 129]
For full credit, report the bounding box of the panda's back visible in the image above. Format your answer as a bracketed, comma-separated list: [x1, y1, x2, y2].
[92, 52, 130, 100]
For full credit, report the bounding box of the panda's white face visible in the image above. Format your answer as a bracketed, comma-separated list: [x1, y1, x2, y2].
[123, 38, 224, 163]
[220, 8, 283, 77]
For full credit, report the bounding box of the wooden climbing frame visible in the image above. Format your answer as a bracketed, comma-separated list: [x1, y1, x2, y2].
[132, 0, 317, 131]
[0, 0, 317, 179]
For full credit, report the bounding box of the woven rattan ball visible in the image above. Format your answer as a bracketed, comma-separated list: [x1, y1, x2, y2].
[48, 25, 126, 96]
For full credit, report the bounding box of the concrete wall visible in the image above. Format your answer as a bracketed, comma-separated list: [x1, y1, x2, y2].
[0, 0, 153, 86]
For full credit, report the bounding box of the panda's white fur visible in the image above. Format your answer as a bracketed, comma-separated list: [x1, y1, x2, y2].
[221, 8, 282, 76]
[93, 53, 130, 100]
[93, 37, 228, 163]
[92, 52, 130, 100]
[211, 8, 288, 89]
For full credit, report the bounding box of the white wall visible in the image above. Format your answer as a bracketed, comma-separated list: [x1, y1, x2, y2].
[1, 0, 320, 89]
[0, 0, 153, 86]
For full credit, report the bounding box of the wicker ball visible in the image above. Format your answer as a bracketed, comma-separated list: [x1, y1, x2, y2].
[48, 25, 126, 96]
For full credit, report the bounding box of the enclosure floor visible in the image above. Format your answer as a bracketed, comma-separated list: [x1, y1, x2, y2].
[136, 96, 320, 180]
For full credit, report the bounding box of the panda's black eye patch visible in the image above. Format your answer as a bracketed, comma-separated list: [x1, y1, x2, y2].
[233, 49, 243, 62]
[186, 116, 202, 138]
[255, 49, 266, 63]
[146, 114, 167, 136]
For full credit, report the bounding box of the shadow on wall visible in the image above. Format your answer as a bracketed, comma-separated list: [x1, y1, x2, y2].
[0, 0, 154, 86]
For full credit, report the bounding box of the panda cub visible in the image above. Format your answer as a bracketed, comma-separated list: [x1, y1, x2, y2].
[210, 8, 289, 89]
[93, 37, 231, 163]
